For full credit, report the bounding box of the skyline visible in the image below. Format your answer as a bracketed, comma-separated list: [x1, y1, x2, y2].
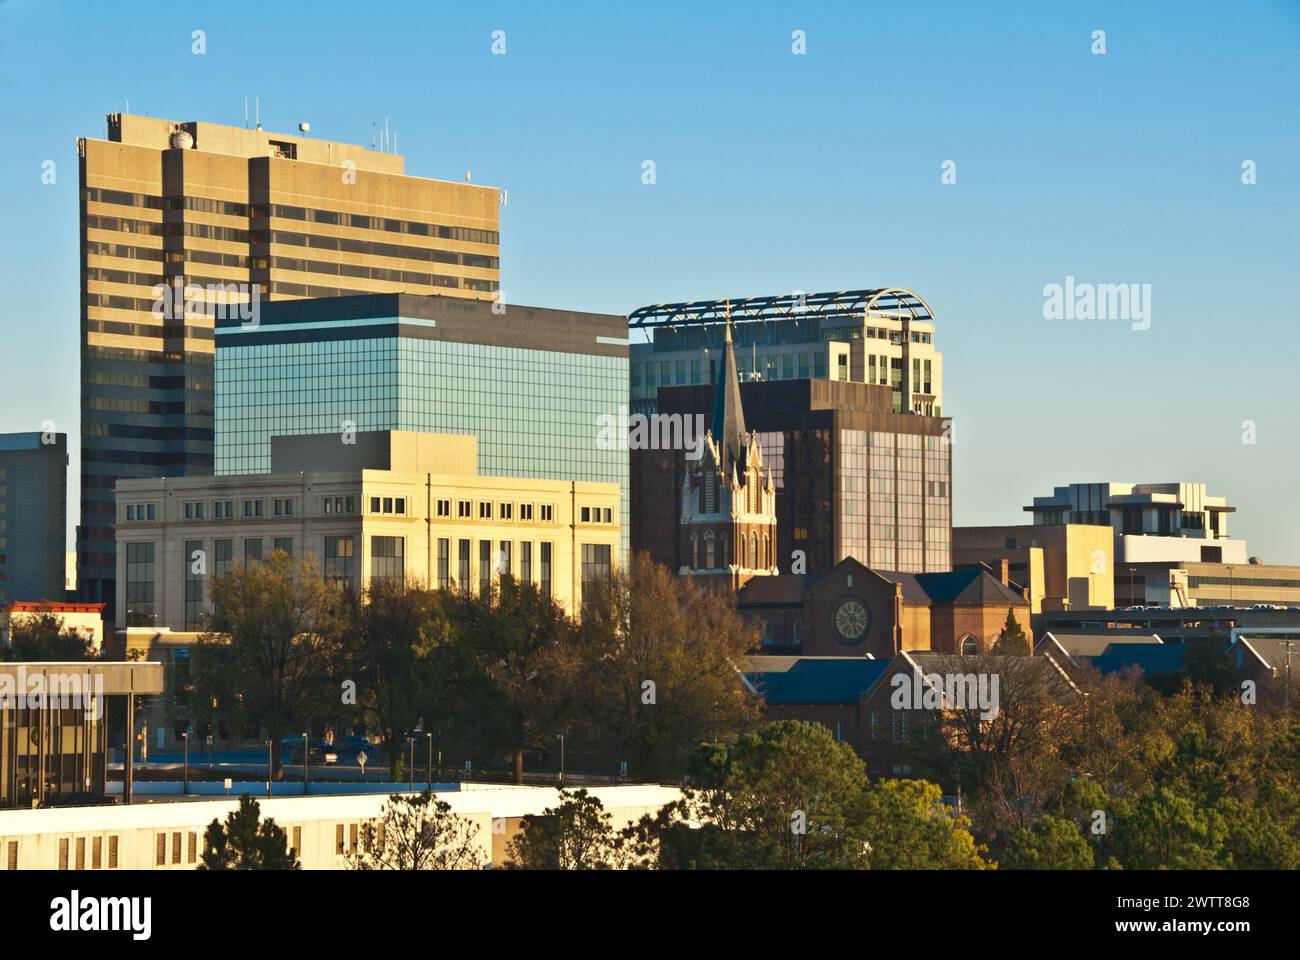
[1, 1, 1298, 561]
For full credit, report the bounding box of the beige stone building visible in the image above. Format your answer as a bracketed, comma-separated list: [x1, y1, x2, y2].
[112, 431, 619, 631]
[952, 524, 1114, 613]
[79, 113, 500, 618]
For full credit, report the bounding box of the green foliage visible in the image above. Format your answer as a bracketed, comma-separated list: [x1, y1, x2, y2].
[1, 610, 96, 662]
[1002, 815, 1094, 870]
[506, 789, 637, 869]
[856, 780, 993, 869]
[348, 792, 484, 870]
[991, 608, 1030, 656]
[199, 794, 300, 870]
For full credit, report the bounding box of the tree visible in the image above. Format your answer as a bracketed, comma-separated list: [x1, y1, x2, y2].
[443, 578, 575, 783]
[1115, 787, 1229, 869]
[991, 608, 1030, 656]
[677, 721, 874, 869]
[342, 581, 450, 780]
[1002, 815, 1094, 870]
[856, 779, 992, 869]
[199, 794, 300, 869]
[189, 553, 343, 778]
[1, 609, 96, 661]
[348, 792, 484, 870]
[573, 553, 762, 780]
[506, 788, 637, 869]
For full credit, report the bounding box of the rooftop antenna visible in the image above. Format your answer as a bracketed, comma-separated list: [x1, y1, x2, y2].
[392, 130, 397, 154]
[244, 97, 248, 129]
[384, 117, 389, 153]
[371, 122, 376, 150]
[255, 96, 261, 131]
[465, 169, 472, 183]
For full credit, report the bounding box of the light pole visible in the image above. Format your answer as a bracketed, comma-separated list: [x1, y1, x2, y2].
[407, 737, 415, 793]
[265, 740, 273, 798]
[556, 733, 565, 788]
[303, 733, 310, 795]
[426, 733, 433, 791]
[1128, 567, 1136, 607]
[1227, 565, 1235, 606]
[181, 732, 189, 796]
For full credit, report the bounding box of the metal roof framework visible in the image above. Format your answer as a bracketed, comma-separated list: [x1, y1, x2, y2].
[627, 287, 935, 329]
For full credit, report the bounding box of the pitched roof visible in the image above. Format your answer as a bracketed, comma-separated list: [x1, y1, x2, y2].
[736, 574, 812, 606]
[910, 566, 1027, 606]
[1230, 636, 1298, 673]
[863, 650, 1081, 700]
[742, 655, 890, 704]
[1089, 643, 1184, 677]
[710, 319, 748, 477]
[1036, 631, 1163, 660]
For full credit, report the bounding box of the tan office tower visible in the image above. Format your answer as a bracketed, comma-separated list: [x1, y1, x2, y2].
[77, 113, 501, 613]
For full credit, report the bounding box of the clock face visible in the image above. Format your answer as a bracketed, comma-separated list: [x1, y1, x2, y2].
[833, 598, 870, 643]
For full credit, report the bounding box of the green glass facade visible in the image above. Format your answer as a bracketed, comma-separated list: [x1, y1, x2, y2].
[214, 296, 629, 559]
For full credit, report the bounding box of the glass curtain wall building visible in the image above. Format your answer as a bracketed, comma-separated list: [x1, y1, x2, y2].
[214, 294, 629, 559]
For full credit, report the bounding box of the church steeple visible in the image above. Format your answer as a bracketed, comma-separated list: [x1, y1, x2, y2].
[710, 306, 748, 477]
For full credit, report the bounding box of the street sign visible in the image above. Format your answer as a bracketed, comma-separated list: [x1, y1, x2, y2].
[356, 750, 368, 772]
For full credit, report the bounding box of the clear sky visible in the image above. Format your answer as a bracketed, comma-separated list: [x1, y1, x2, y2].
[0, 0, 1297, 561]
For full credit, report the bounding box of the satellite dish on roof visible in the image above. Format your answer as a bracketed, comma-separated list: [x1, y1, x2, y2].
[170, 130, 194, 150]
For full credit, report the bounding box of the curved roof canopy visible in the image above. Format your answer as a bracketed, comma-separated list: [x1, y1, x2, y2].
[628, 287, 934, 329]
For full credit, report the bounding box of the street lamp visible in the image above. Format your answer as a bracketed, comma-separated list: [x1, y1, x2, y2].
[1128, 567, 1136, 607]
[181, 732, 189, 796]
[1227, 565, 1235, 606]
[265, 740, 273, 798]
[407, 736, 415, 793]
[303, 733, 310, 795]
[556, 733, 566, 788]
[426, 733, 433, 791]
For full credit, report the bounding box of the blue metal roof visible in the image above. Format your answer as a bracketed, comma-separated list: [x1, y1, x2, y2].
[1090, 643, 1185, 676]
[744, 657, 892, 704]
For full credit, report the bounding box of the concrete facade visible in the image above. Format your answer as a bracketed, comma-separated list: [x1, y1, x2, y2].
[953, 523, 1115, 613]
[0, 433, 68, 604]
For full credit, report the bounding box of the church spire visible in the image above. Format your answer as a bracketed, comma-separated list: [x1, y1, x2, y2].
[711, 302, 748, 476]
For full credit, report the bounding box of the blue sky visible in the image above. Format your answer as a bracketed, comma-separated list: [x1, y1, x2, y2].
[0, 0, 1297, 560]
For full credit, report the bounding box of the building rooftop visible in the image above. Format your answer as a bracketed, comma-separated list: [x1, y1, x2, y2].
[742, 655, 890, 704]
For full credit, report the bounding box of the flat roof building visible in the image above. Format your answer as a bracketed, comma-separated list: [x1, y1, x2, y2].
[630, 288, 944, 418]
[213, 293, 629, 559]
[115, 430, 621, 631]
[78, 113, 500, 616]
[0, 432, 68, 603]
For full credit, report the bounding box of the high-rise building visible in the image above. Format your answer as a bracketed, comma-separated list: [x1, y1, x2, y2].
[77, 113, 500, 614]
[212, 293, 629, 558]
[630, 288, 943, 417]
[629, 292, 951, 579]
[0, 432, 68, 603]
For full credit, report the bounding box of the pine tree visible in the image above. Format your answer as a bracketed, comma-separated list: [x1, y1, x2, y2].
[992, 608, 1030, 656]
[199, 794, 300, 870]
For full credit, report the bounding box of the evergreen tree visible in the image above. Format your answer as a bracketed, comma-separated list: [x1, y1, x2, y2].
[199, 794, 300, 870]
[991, 608, 1031, 656]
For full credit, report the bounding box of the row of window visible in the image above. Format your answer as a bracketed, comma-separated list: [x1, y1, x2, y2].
[433, 499, 557, 523]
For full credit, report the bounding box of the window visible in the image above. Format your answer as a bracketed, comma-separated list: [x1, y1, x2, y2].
[183, 501, 204, 520]
[394, 497, 406, 515]
[458, 539, 471, 593]
[325, 536, 355, 584]
[244, 539, 263, 563]
[479, 540, 492, 594]
[499, 503, 512, 521]
[108, 836, 118, 869]
[370, 536, 404, 582]
[214, 539, 233, 577]
[540, 504, 554, 522]
[519, 503, 533, 521]
[520, 541, 532, 585]
[581, 543, 612, 604]
[92, 837, 102, 870]
[184, 540, 204, 630]
[243, 499, 264, 518]
[603, 507, 612, 524]
[437, 538, 450, 590]
[457, 500, 471, 519]
[125, 542, 156, 627]
[960, 635, 979, 656]
[273, 536, 293, 556]
[540, 542, 553, 598]
[436, 499, 451, 518]
[273, 497, 294, 516]
[214, 500, 233, 519]
[499, 541, 512, 577]
[156, 834, 166, 866]
[479, 501, 492, 520]
[581, 507, 591, 523]
[324, 495, 353, 515]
